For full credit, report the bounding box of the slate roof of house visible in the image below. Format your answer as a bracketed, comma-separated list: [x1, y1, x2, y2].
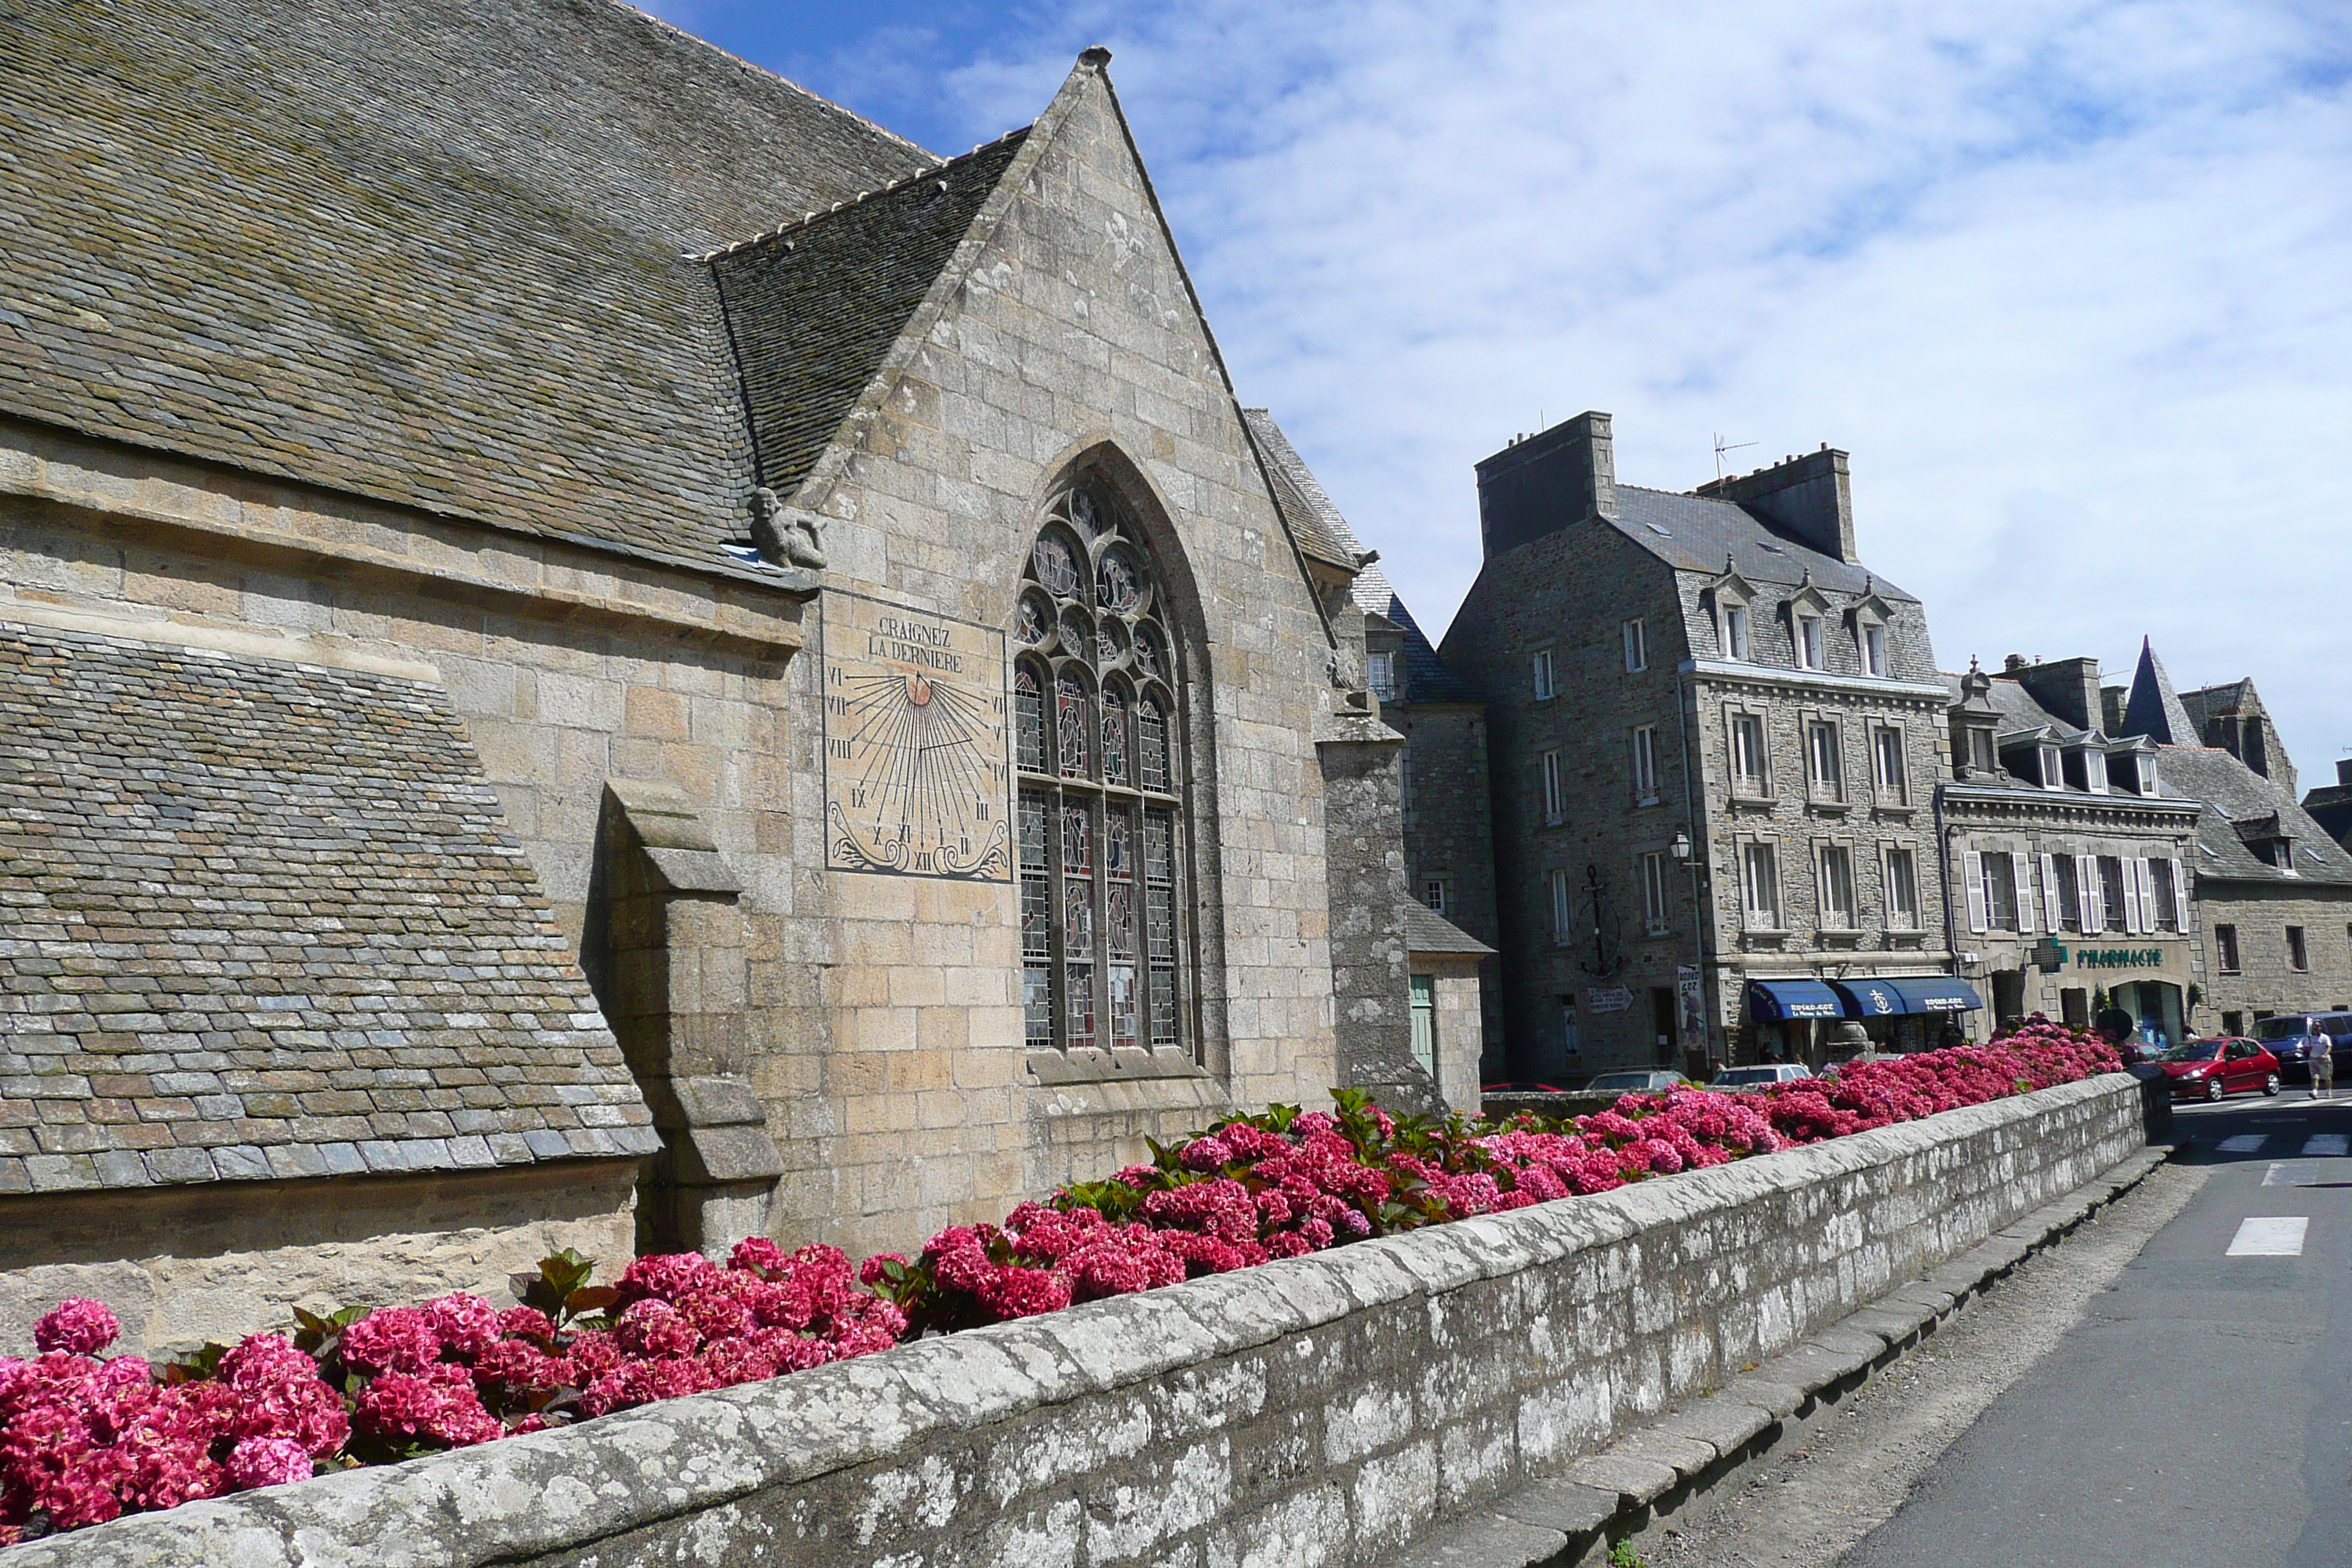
[713, 133, 1028, 500]
[2156, 745, 2352, 888]
[0, 617, 660, 1196]
[1352, 562, 1479, 704]
[2179, 678, 2258, 729]
[1402, 901, 1495, 957]
[0, 0, 935, 568]
[1611, 486, 1920, 603]
[2119, 639, 2200, 746]
[1242, 410, 1368, 570]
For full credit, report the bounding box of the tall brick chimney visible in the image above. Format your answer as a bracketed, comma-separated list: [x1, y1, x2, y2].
[1474, 411, 1616, 559]
[2002, 655, 2103, 734]
[1697, 447, 1854, 563]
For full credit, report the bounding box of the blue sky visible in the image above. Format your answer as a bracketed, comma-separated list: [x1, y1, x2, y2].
[656, 1, 2352, 777]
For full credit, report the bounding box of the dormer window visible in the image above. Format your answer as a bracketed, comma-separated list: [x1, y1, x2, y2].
[1368, 652, 1396, 701]
[1970, 728, 1997, 775]
[2038, 745, 2062, 790]
[1795, 614, 1824, 671]
[1723, 604, 1749, 660]
[1861, 622, 1888, 677]
[2136, 756, 2157, 796]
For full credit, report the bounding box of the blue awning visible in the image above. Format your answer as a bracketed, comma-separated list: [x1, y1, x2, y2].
[1880, 976, 1983, 1014]
[1832, 979, 1910, 1019]
[1748, 980, 1846, 1020]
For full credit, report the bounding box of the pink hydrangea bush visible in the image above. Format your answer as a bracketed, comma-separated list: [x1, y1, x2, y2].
[3, 1020, 2118, 1544]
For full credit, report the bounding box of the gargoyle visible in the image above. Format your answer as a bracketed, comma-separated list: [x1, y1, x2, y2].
[749, 486, 827, 570]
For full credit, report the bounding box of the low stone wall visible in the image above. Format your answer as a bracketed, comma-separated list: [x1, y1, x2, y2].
[22, 1074, 2146, 1568]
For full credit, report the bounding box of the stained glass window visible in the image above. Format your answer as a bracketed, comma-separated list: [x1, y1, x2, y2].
[1014, 482, 1187, 1060]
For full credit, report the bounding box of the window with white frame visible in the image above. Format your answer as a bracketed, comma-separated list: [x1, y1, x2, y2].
[1817, 843, 1857, 928]
[1861, 621, 1889, 678]
[1741, 842, 1781, 927]
[1795, 613, 1824, 671]
[1367, 651, 1396, 701]
[2097, 856, 2126, 932]
[1807, 719, 1844, 801]
[1631, 725, 1659, 804]
[1731, 712, 1768, 796]
[2038, 745, 2063, 790]
[1550, 868, 1572, 943]
[1422, 876, 1450, 914]
[1872, 725, 1907, 804]
[1885, 846, 1919, 928]
[2148, 858, 2179, 932]
[1541, 748, 1565, 825]
[1639, 850, 1670, 935]
[1983, 851, 2019, 931]
[2054, 855, 2081, 931]
[1623, 618, 1648, 673]
[1531, 648, 1556, 700]
[1722, 603, 1749, 660]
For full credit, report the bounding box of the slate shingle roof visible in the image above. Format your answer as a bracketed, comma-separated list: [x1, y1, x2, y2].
[0, 618, 660, 1195]
[2155, 745, 2352, 888]
[1242, 410, 1368, 570]
[1402, 901, 1493, 957]
[712, 133, 1028, 500]
[0, 0, 935, 567]
[2119, 639, 2200, 746]
[1352, 562, 1479, 704]
[1611, 486, 1919, 602]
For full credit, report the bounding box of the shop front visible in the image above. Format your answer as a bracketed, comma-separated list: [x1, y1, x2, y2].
[1744, 975, 1983, 1063]
[2033, 940, 2193, 1048]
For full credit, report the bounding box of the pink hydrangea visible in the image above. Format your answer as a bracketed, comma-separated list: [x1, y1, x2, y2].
[353, 1362, 501, 1449]
[421, 1293, 501, 1360]
[225, 1436, 314, 1490]
[33, 1299, 120, 1357]
[337, 1305, 442, 1376]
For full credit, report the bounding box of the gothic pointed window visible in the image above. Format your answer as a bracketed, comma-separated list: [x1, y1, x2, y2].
[1014, 480, 1191, 1060]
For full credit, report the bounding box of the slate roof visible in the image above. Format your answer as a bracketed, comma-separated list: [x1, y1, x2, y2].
[2156, 745, 2352, 888]
[0, 0, 935, 568]
[2119, 639, 2199, 746]
[0, 617, 660, 1195]
[1611, 486, 1920, 602]
[1242, 410, 1368, 570]
[2179, 679, 2257, 728]
[713, 133, 1028, 500]
[1403, 901, 1495, 957]
[1352, 562, 1479, 704]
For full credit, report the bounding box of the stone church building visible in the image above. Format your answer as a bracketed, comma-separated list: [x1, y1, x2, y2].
[0, 0, 1465, 1352]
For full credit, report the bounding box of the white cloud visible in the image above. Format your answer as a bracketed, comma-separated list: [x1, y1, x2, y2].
[780, 0, 2352, 771]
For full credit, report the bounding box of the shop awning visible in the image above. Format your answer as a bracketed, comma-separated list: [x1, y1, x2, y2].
[1877, 976, 1983, 1014]
[1747, 980, 1846, 1020]
[1831, 979, 1910, 1019]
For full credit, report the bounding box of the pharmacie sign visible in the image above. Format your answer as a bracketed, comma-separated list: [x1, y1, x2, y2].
[2044, 945, 2170, 970]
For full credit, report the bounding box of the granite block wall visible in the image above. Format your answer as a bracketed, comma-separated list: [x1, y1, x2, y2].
[20, 1074, 2146, 1568]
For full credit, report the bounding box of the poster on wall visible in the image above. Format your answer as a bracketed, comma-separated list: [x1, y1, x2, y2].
[1587, 986, 1633, 1014]
[1677, 965, 1706, 1048]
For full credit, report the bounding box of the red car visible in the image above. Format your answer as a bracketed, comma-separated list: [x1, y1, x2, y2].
[2155, 1037, 2280, 1101]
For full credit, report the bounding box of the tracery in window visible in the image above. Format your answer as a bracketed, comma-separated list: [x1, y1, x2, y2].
[1014, 480, 1191, 1060]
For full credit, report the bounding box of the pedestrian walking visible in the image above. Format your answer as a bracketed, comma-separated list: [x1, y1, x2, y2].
[2312, 1036, 2334, 1101]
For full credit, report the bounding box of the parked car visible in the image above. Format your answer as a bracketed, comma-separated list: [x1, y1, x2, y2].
[2250, 1013, 2352, 1080]
[1480, 1081, 1570, 1095]
[1584, 1069, 1692, 1094]
[2155, 1038, 2280, 1101]
[1708, 1063, 1815, 1090]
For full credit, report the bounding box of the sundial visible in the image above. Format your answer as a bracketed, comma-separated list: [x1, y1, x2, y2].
[821, 592, 1011, 880]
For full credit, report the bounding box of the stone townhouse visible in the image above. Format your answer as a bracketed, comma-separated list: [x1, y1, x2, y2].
[1938, 657, 2204, 1044]
[2112, 646, 2352, 1036]
[0, 0, 1447, 1351]
[1437, 414, 1959, 1078]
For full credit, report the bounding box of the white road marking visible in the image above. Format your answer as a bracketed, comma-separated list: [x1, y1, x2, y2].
[2264, 1162, 2319, 1187]
[2227, 1217, 2308, 1256]
[2217, 1135, 2269, 1153]
[2303, 1134, 2349, 1156]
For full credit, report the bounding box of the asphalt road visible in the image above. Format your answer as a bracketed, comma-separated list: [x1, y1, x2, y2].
[1842, 1086, 2352, 1568]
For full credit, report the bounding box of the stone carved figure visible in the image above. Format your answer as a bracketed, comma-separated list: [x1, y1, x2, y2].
[749, 486, 828, 569]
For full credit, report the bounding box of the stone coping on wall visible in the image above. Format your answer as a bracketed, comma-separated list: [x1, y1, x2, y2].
[12, 1074, 2141, 1568]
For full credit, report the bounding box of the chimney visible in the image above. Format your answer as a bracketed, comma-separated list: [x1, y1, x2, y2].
[2339, 758, 2352, 787]
[1696, 446, 1855, 563]
[2005, 655, 2103, 734]
[1474, 410, 1616, 559]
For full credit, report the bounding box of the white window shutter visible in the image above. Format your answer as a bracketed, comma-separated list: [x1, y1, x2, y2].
[2076, 856, 2099, 932]
[2040, 855, 2059, 930]
[1965, 851, 1988, 934]
[2171, 859, 2188, 927]
[2015, 852, 2037, 934]
[2122, 861, 2144, 934]
[2140, 859, 2160, 930]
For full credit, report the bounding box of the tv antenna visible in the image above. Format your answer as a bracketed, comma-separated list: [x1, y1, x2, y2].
[1714, 434, 1756, 483]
